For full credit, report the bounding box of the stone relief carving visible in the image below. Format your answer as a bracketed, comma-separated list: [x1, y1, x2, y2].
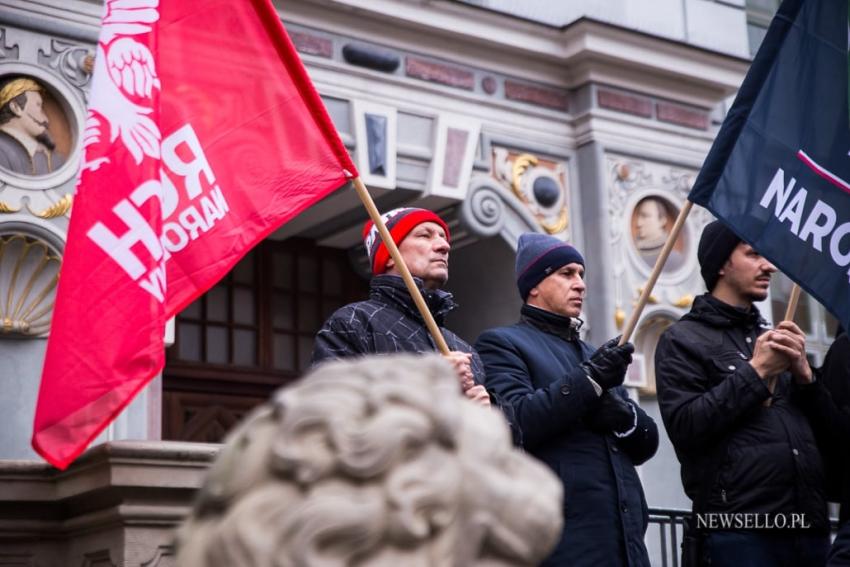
[0, 28, 20, 62]
[460, 173, 545, 251]
[461, 175, 508, 237]
[607, 154, 713, 394]
[39, 39, 94, 92]
[0, 76, 68, 176]
[632, 195, 684, 271]
[0, 25, 91, 313]
[177, 354, 563, 567]
[607, 154, 708, 290]
[0, 233, 60, 337]
[493, 148, 570, 239]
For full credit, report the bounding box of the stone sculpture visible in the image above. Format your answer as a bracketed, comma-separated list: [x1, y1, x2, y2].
[176, 354, 563, 566]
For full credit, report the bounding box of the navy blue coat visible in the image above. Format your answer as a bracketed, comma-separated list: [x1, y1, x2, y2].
[476, 305, 658, 567]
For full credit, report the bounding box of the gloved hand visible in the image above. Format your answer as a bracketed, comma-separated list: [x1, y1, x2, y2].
[581, 336, 634, 390]
[586, 392, 635, 435]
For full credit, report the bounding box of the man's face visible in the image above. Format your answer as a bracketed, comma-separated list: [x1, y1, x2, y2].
[12, 91, 48, 139]
[527, 262, 586, 318]
[635, 199, 667, 241]
[718, 243, 777, 303]
[386, 221, 450, 290]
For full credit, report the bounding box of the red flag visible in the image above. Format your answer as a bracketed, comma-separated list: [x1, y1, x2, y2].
[32, 0, 357, 469]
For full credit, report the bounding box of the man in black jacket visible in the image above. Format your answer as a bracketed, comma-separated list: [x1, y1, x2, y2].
[655, 220, 830, 566]
[476, 232, 658, 567]
[312, 207, 490, 406]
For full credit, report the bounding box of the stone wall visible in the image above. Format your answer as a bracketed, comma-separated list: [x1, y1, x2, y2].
[0, 441, 217, 567]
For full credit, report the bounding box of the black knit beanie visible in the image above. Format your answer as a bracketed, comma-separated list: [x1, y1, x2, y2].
[697, 220, 741, 291]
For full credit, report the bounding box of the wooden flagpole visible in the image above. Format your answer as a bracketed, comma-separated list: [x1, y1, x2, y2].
[620, 201, 694, 345]
[351, 176, 451, 355]
[782, 283, 803, 328]
[764, 283, 802, 406]
[615, 193, 801, 406]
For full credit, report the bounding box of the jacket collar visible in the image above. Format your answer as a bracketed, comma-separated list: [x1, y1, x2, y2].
[520, 303, 583, 341]
[684, 293, 766, 330]
[369, 274, 457, 324]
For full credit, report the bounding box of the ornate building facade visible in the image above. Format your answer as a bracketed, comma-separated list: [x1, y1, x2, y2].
[3, 0, 836, 565]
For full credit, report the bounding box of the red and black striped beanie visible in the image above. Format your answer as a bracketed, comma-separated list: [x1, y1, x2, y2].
[362, 207, 450, 275]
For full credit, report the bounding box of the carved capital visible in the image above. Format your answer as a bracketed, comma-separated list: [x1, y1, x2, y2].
[39, 38, 94, 92]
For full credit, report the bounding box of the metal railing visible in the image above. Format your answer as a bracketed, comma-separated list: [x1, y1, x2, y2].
[646, 508, 841, 567]
[647, 507, 690, 567]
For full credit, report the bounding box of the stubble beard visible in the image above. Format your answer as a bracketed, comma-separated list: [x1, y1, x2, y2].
[746, 290, 769, 304]
[745, 278, 771, 304]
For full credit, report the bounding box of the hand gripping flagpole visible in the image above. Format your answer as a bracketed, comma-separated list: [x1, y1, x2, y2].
[620, 201, 694, 346]
[764, 283, 802, 407]
[616, 197, 802, 407]
[351, 176, 451, 355]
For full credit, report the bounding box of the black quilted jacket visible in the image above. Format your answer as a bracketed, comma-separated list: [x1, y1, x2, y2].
[311, 274, 484, 382]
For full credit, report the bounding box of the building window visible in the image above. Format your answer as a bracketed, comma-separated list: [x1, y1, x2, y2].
[174, 249, 259, 367]
[164, 238, 367, 441]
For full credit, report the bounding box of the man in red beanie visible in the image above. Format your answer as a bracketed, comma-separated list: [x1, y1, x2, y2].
[312, 207, 490, 406]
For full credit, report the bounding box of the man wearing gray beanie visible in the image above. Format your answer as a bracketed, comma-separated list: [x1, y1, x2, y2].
[655, 220, 830, 566]
[476, 232, 658, 567]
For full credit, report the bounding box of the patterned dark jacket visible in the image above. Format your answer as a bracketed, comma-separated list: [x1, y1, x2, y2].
[312, 274, 485, 382]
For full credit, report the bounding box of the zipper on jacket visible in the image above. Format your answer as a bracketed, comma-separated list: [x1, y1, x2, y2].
[721, 489, 727, 504]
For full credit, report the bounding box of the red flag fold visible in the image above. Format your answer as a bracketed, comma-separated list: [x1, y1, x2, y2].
[32, 0, 356, 469]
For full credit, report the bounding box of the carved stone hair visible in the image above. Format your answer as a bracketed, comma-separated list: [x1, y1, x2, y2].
[0, 92, 28, 126]
[176, 354, 563, 567]
[0, 77, 42, 126]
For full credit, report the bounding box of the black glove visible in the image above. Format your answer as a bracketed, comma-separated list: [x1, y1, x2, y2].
[581, 336, 634, 390]
[586, 392, 635, 435]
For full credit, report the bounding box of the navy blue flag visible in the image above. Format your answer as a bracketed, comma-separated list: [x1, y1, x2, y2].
[689, 0, 850, 328]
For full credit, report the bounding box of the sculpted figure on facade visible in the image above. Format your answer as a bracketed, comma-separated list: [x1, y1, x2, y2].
[632, 196, 683, 272]
[0, 77, 65, 176]
[176, 354, 563, 567]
